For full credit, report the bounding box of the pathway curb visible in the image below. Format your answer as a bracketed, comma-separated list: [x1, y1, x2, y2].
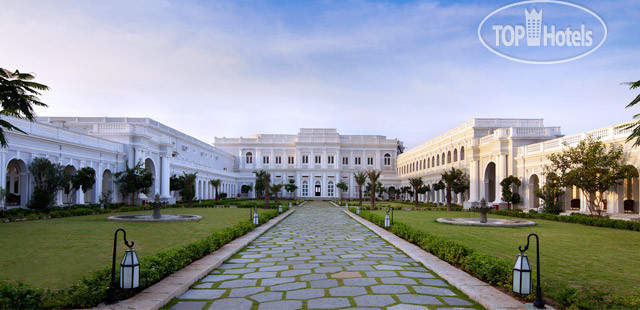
[343, 210, 526, 310]
[97, 208, 295, 310]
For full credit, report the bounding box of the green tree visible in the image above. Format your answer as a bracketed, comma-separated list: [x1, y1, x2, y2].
[270, 183, 283, 203]
[376, 182, 386, 199]
[500, 175, 521, 209]
[353, 171, 367, 206]
[452, 174, 469, 202]
[253, 170, 267, 198]
[28, 157, 66, 209]
[534, 172, 565, 214]
[67, 167, 96, 206]
[432, 180, 445, 205]
[0, 68, 49, 147]
[114, 160, 154, 205]
[180, 172, 197, 207]
[400, 186, 411, 201]
[546, 136, 629, 218]
[620, 79, 640, 146]
[210, 179, 221, 201]
[417, 185, 430, 202]
[441, 168, 464, 211]
[336, 181, 348, 201]
[284, 178, 298, 199]
[365, 170, 381, 210]
[408, 177, 424, 207]
[170, 174, 184, 193]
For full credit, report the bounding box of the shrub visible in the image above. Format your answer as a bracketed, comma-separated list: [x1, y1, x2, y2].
[0, 282, 47, 309]
[493, 209, 640, 231]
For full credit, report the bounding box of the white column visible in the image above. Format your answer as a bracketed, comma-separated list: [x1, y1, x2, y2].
[469, 160, 479, 202]
[495, 154, 506, 203]
[94, 165, 103, 204]
[160, 156, 170, 198]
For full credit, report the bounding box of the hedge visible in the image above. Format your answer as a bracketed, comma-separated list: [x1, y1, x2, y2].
[335, 201, 462, 212]
[0, 207, 289, 308]
[493, 209, 640, 232]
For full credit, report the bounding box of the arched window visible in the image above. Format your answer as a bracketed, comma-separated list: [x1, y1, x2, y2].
[442, 153, 445, 164]
[328, 181, 334, 197]
[423, 159, 426, 169]
[447, 151, 452, 164]
[246, 152, 253, 164]
[427, 158, 430, 168]
[384, 153, 391, 166]
[432, 156, 435, 167]
[460, 147, 465, 160]
[453, 149, 458, 162]
[436, 155, 440, 166]
[302, 181, 309, 196]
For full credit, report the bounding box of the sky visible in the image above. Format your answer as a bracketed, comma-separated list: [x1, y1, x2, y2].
[1, 0, 639, 149]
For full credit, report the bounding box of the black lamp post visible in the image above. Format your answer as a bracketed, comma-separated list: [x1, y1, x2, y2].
[107, 228, 139, 304]
[514, 233, 544, 309]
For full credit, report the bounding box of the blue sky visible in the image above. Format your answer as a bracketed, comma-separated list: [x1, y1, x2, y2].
[1, 0, 639, 148]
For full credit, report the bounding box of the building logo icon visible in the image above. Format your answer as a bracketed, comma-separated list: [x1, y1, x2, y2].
[525, 8, 542, 46]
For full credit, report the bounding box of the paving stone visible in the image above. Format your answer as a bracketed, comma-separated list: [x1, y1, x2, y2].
[441, 297, 473, 306]
[224, 268, 256, 274]
[418, 278, 448, 286]
[380, 277, 417, 285]
[218, 263, 246, 269]
[285, 288, 325, 299]
[208, 298, 252, 310]
[413, 286, 456, 296]
[281, 269, 312, 277]
[241, 254, 266, 259]
[300, 273, 328, 281]
[250, 291, 283, 302]
[342, 278, 377, 286]
[400, 271, 435, 278]
[387, 304, 429, 310]
[371, 284, 410, 294]
[227, 258, 255, 264]
[330, 271, 361, 279]
[171, 301, 207, 310]
[242, 271, 278, 279]
[179, 289, 225, 299]
[228, 286, 265, 297]
[260, 277, 295, 286]
[309, 279, 339, 288]
[374, 264, 405, 270]
[398, 294, 443, 305]
[345, 265, 375, 271]
[270, 282, 307, 291]
[201, 274, 240, 282]
[246, 262, 276, 268]
[329, 286, 368, 296]
[292, 263, 321, 269]
[257, 300, 302, 310]
[315, 266, 343, 273]
[259, 265, 289, 272]
[307, 297, 351, 309]
[217, 279, 258, 288]
[365, 271, 398, 277]
[354, 294, 396, 307]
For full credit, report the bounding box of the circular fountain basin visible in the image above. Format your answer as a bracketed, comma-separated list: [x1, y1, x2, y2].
[107, 214, 202, 222]
[437, 217, 536, 227]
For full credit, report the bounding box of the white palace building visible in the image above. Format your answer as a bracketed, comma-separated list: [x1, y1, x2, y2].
[2, 116, 640, 217]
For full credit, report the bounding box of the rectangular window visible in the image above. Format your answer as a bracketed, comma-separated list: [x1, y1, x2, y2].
[367, 157, 374, 165]
[302, 155, 309, 164]
[384, 157, 391, 166]
[355, 157, 361, 165]
[328, 156, 334, 164]
[263, 156, 269, 164]
[315, 155, 321, 164]
[342, 157, 349, 165]
[288, 156, 294, 164]
[275, 156, 282, 164]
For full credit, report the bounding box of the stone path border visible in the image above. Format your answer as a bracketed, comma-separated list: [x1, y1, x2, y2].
[97, 208, 296, 310]
[343, 210, 526, 310]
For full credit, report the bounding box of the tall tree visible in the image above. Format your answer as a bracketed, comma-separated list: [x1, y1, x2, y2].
[408, 177, 424, 207]
[114, 160, 154, 205]
[28, 157, 66, 209]
[353, 171, 367, 206]
[620, 79, 640, 146]
[452, 174, 469, 203]
[253, 170, 266, 198]
[67, 167, 96, 206]
[180, 172, 197, 208]
[534, 172, 565, 214]
[210, 179, 221, 201]
[0, 68, 49, 147]
[365, 170, 381, 210]
[441, 168, 464, 211]
[336, 181, 348, 201]
[500, 175, 522, 209]
[545, 136, 629, 218]
[270, 183, 283, 203]
[284, 178, 298, 199]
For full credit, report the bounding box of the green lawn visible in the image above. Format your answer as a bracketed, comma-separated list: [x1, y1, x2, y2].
[372, 210, 640, 299]
[0, 207, 264, 290]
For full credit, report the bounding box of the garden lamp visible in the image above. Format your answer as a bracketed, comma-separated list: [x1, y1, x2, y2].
[107, 228, 139, 304]
[278, 204, 282, 213]
[289, 202, 292, 208]
[514, 233, 545, 309]
[253, 210, 259, 225]
[384, 212, 390, 228]
[356, 206, 360, 214]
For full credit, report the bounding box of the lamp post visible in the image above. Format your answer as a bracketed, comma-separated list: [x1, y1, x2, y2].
[513, 233, 544, 309]
[384, 206, 393, 228]
[356, 205, 360, 215]
[107, 228, 139, 304]
[278, 204, 283, 213]
[252, 208, 259, 225]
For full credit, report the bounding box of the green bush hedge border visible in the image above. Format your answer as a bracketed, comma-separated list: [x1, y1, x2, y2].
[0, 207, 290, 309]
[493, 209, 640, 232]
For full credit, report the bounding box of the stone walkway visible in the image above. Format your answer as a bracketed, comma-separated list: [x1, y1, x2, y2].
[166, 202, 480, 310]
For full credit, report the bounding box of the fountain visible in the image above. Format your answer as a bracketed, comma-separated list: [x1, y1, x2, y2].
[107, 194, 202, 222]
[437, 198, 536, 227]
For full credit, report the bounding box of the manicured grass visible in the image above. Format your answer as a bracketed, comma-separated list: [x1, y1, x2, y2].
[0, 207, 266, 290]
[372, 210, 640, 299]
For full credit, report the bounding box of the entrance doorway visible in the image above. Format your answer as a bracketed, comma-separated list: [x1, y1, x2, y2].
[315, 181, 321, 197]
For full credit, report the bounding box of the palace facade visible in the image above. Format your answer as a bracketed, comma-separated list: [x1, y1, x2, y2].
[2, 116, 639, 217]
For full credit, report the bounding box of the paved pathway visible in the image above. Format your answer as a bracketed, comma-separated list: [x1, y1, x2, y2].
[167, 202, 479, 310]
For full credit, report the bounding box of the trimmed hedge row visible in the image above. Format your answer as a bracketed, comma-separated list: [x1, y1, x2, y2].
[335, 201, 463, 212]
[493, 209, 640, 232]
[0, 207, 289, 309]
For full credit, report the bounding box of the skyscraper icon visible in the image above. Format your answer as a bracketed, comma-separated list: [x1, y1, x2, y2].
[525, 8, 542, 46]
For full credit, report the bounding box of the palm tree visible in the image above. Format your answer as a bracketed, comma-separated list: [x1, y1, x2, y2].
[408, 177, 424, 207]
[210, 179, 221, 201]
[365, 170, 381, 210]
[270, 183, 283, 203]
[253, 170, 267, 198]
[441, 168, 464, 211]
[284, 179, 298, 199]
[336, 181, 348, 201]
[621, 80, 640, 146]
[263, 172, 271, 208]
[0, 68, 49, 147]
[353, 171, 367, 206]
[182, 172, 198, 208]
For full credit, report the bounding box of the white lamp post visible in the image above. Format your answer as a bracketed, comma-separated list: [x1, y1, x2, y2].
[289, 202, 292, 208]
[356, 206, 360, 214]
[278, 204, 282, 213]
[253, 210, 259, 225]
[384, 213, 391, 228]
[120, 249, 140, 290]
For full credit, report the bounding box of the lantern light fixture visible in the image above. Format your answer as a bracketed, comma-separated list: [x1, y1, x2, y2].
[106, 228, 139, 305]
[513, 233, 544, 309]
